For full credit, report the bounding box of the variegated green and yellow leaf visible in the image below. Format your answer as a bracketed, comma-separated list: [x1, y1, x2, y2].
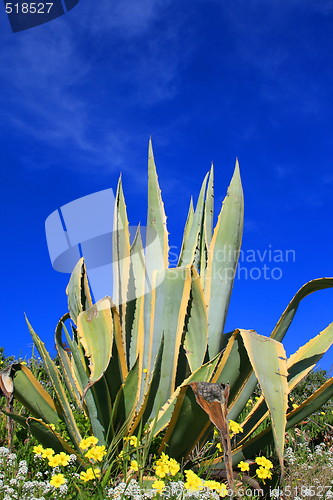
[77, 297, 114, 393]
[225, 376, 333, 468]
[66, 258, 93, 324]
[239, 329, 288, 468]
[26, 317, 82, 450]
[113, 176, 131, 333]
[204, 161, 244, 358]
[271, 278, 333, 342]
[145, 138, 169, 276]
[148, 268, 192, 415]
[11, 364, 62, 425]
[238, 321, 333, 446]
[128, 227, 146, 370]
[178, 172, 209, 268]
[183, 267, 208, 372]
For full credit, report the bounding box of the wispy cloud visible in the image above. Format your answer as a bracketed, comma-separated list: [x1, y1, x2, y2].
[0, 0, 192, 174]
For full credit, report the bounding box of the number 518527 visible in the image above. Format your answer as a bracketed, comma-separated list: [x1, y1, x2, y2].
[5, 3, 54, 14]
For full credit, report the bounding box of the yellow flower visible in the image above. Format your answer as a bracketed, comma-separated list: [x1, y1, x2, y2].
[255, 456, 273, 469]
[168, 458, 180, 476]
[155, 463, 169, 478]
[237, 461, 250, 472]
[79, 436, 98, 450]
[246, 399, 253, 406]
[41, 448, 55, 460]
[21, 361, 27, 365]
[213, 428, 219, 437]
[48, 423, 56, 430]
[204, 480, 221, 490]
[33, 444, 44, 456]
[184, 470, 203, 491]
[256, 466, 272, 480]
[50, 473, 66, 488]
[159, 452, 170, 463]
[203, 479, 228, 496]
[292, 403, 299, 409]
[229, 420, 244, 435]
[58, 452, 70, 466]
[85, 445, 107, 462]
[80, 467, 101, 482]
[217, 483, 228, 497]
[124, 435, 138, 447]
[153, 452, 180, 478]
[130, 460, 139, 472]
[320, 411, 325, 415]
[48, 454, 62, 467]
[143, 368, 148, 373]
[216, 443, 223, 452]
[152, 480, 165, 493]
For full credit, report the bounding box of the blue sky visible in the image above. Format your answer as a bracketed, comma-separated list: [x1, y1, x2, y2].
[0, 0, 332, 371]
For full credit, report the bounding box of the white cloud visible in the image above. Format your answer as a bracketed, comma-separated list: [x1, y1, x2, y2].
[0, 0, 191, 173]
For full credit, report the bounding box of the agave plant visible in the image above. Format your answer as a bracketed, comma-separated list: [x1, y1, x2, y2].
[1, 140, 333, 475]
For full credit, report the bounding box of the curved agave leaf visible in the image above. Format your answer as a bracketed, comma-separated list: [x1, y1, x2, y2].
[183, 267, 208, 372]
[231, 277, 333, 424]
[148, 267, 192, 416]
[111, 304, 128, 382]
[61, 322, 107, 445]
[225, 376, 333, 468]
[66, 257, 93, 323]
[131, 336, 165, 432]
[238, 329, 288, 469]
[9, 364, 62, 425]
[55, 313, 83, 411]
[77, 297, 114, 395]
[113, 176, 131, 332]
[112, 357, 141, 434]
[26, 317, 82, 450]
[287, 322, 333, 386]
[1, 412, 78, 457]
[178, 197, 194, 267]
[204, 160, 244, 357]
[238, 322, 333, 446]
[128, 227, 145, 370]
[146, 138, 169, 275]
[199, 164, 215, 279]
[204, 163, 214, 249]
[178, 172, 209, 268]
[271, 278, 333, 342]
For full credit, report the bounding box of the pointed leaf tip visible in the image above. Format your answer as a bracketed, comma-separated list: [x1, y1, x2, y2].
[235, 157, 240, 171]
[148, 137, 154, 159]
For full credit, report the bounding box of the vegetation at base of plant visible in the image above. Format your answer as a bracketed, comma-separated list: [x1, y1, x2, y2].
[282, 441, 333, 500]
[0, 438, 277, 500]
